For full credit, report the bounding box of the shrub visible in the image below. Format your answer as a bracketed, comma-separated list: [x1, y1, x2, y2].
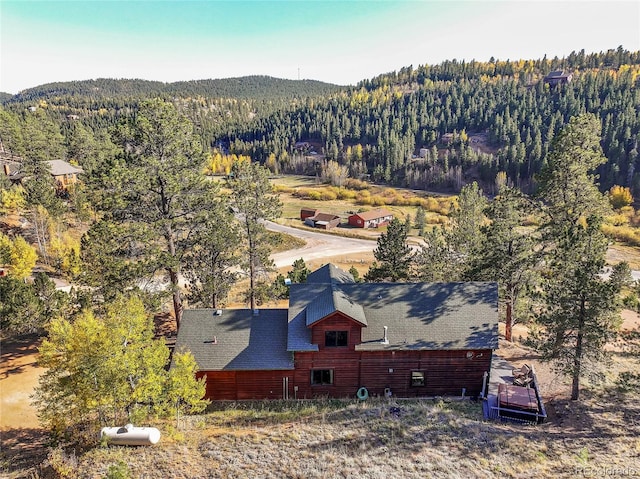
[606, 214, 630, 226]
[370, 195, 387, 206]
[356, 190, 372, 205]
[601, 224, 640, 246]
[321, 190, 337, 201]
[336, 188, 357, 200]
[426, 213, 449, 225]
[609, 185, 634, 209]
[344, 178, 369, 190]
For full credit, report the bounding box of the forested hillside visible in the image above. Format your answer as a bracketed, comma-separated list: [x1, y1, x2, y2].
[223, 47, 640, 193]
[1, 48, 639, 195]
[3, 76, 343, 103]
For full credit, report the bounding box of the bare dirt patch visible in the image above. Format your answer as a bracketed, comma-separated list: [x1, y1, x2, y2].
[1, 336, 44, 430]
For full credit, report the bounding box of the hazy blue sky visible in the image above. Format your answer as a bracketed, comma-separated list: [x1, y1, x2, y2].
[1, 1, 639, 93]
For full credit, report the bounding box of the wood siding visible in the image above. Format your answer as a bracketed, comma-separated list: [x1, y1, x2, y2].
[199, 350, 491, 400]
[293, 349, 492, 399]
[199, 370, 293, 400]
[310, 313, 363, 350]
[198, 309, 493, 401]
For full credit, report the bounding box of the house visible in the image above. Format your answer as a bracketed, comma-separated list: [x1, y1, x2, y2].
[544, 70, 573, 86]
[1, 158, 84, 191]
[304, 212, 341, 230]
[0, 159, 22, 183]
[300, 208, 319, 220]
[175, 264, 498, 401]
[348, 209, 394, 228]
[441, 133, 455, 146]
[47, 160, 84, 190]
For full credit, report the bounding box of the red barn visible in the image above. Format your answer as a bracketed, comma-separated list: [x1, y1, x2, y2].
[176, 264, 498, 401]
[348, 209, 394, 228]
[300, 208, 319, 220]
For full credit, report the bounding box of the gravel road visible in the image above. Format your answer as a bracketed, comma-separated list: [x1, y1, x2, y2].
[265, 221, 377, 267]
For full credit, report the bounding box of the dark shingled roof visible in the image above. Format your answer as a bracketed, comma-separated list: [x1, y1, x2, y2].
[306, 264, 355, 284]
[178, 265, 498, 371]
[305, 285, 367, 327]
[176, 309, 293, 371]
[288, 282, 498, 351]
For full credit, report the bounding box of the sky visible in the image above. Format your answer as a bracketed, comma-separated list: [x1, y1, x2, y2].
[1, 0, 639, 94]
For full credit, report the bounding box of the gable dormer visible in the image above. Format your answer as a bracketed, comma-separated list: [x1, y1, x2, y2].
[305, 285, 366, 350]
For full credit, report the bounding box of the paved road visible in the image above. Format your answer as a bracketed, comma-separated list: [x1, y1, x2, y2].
[268, 222, 640, 280]
[265, 221, 377, 268]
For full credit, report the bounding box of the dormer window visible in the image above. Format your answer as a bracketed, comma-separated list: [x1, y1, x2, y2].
[325, 330, 348, 347]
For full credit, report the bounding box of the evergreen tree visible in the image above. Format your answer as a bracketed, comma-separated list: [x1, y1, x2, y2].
[534, 114, 617, 400]
[365, 217, 413, 282]
[228, 160, 282, 309]
[412, 225, 453, 281]
[535, 217, 621, 400]
[98, 99, 214, 327]
[183, 199, 241, 309]
[288, 258, 310, 283]
[466, 187, 538, 341]
[414, 206, 426, 236]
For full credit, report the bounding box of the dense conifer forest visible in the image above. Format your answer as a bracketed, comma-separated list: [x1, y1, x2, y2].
[1, 47, 639, 195]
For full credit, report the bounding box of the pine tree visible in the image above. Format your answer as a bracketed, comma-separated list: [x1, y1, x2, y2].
[534, 114, 618, 400]
[466, 187, 538, 341]
[228, 160, 282, 309]
[365, 217, 413, 282]
[95, 99, 214, 327]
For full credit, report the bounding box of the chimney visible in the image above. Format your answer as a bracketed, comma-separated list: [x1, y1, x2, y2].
[382, 326, 389, 345]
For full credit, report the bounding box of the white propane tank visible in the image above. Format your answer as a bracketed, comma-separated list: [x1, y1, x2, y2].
[100, 424, 161, 446]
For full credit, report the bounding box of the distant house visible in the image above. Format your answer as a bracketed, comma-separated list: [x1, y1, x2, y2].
[304, 212, 341, 230]
[348, 209, 394, 228]
[1, 158, 83, 191]
[175, 264, 498, 401]
[0, 159, 22, 182]
[47, 160, 84, 190]
[544, 70, 573, 86]
[440, 133, 454, 146]
[300, 208, 319, 220]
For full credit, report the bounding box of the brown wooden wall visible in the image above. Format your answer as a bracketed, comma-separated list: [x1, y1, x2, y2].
[293, 349, 492, 399]
[310, 313, 362, 350]
[199, 370, 293, 401]
[198, 349, 492, 401]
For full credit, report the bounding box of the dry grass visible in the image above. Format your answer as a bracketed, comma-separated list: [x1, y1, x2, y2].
[9, 391, 639, 479]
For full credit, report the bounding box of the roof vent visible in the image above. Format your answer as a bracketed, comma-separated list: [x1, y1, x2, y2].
[381, 326, 389, 345]
[253, 309, 259, 316]
[284, 278, 292, 286]
[213, 309, 222, 316]
[204, 336, 217, 345]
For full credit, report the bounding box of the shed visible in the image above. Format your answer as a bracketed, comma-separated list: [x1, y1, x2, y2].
[300, 208, 319, 220]
[306, 212, 341, 230]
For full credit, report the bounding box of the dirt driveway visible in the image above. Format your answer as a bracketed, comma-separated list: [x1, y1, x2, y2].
[1, 336, 44, 430]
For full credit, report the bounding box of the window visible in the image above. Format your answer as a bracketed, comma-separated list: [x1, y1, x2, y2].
[311, 369, 333, 385]
[411, 371, 425, 387]
[325, 330, 348, 347]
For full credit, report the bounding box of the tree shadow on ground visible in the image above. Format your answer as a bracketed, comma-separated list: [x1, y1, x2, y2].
[0, 427, 49, 476]
[0, 334, 41, 378]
